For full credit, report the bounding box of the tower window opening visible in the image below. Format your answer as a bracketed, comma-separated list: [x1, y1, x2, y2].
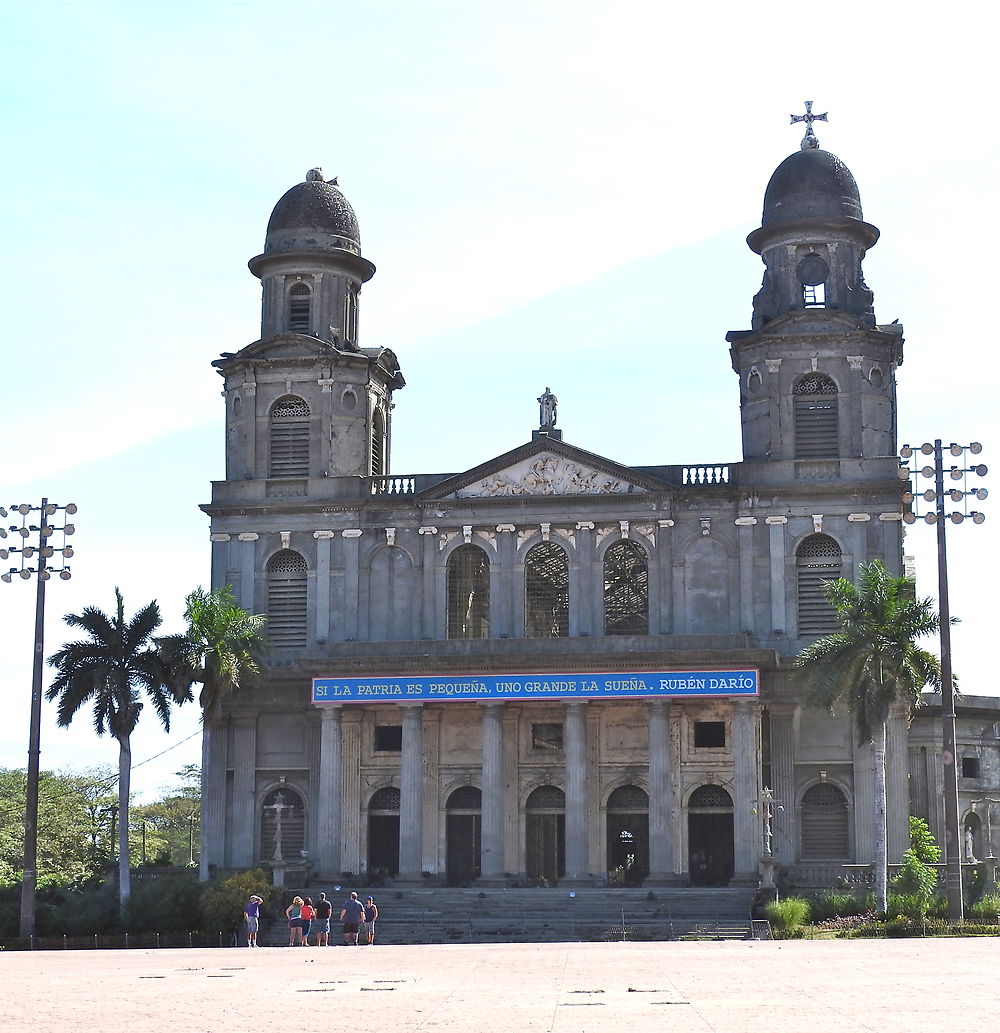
[269, 395, 310, 477]
[802, 282, 826, 307]
[793, 373, 839, 459]
[288, 282, 311, 332]
[266, 549, 308, 648]
[796, 534, 843, 636]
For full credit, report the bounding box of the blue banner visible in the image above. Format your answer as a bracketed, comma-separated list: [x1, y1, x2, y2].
[312, 669, 758, 704]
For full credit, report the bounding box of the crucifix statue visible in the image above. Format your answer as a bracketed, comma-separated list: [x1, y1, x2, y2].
[790, 100, 828, 150]
[264, 791, 290, 863]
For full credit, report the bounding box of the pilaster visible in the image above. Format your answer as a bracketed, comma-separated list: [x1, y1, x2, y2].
[231, 715, 257, 867]
[340, 709, 362, 875]
[765, 516, 787, 633]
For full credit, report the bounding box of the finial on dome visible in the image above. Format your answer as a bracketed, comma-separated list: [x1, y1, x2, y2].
[790, 100, 828, 150]
[306, 167, 324, 182]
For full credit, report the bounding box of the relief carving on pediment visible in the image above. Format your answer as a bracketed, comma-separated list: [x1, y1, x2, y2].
[454, 455, 638, 498]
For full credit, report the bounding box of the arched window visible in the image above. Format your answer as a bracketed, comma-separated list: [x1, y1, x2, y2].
[525, 542, 568, 638]
[797, 534, 843, 636]
[603, 540, 648, 635]
[447, 545, 490, 639]
[369, 787, 401, 812]
[797, 253, 829, 309]
[800, 783, 849, 859]
[371, 407, 385, 477]
[607, 785, 649, 811]
[288, 282, 311, 332]
[269, 396, 310, 478]
[688, 784, 734, 810]
[267, 550, 307, 648]
[260, 787, 305, 862]
[793, 373, 839, 459]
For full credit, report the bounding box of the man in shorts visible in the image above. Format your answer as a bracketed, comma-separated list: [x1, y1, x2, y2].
[339, 891, 366, 945]
[313, 892, 333, 946]
[244, 895, 262, 947]
[362, 896, 379, 944]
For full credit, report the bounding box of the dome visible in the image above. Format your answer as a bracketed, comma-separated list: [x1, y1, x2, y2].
[264, 169, 361, 254]
[761, 148, 864, 227]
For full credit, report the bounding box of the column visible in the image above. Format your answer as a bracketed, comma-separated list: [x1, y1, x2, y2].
[852, 725, 876, 863]
[479, 703, 505, 881]
[735, 518, 757, 632]
[571, 522, 594, 636]
[316, 706, 342, 877]
[313, 531, 335, 643]
[502, 706, 520, 876]
[199, 722, 227, 879]
[496, 525, 516, 638]
[398, 703, 424, 880]
[765, 517, 787, 633]
[563, 701, 589, 882]
[342, 529, 363, 641]
[886, 703, 910, 862]
[732, 701, 762, 881]
[231, 715, 257, 867]
[669, 707, 684, 874]
[209, 534, 231, 593]
[340, 709, 362, 876]
[647, 700, 673, 881]
[767, 704, 797, 864]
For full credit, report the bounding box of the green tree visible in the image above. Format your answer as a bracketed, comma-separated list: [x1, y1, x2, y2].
[132, 767, 201, 867]
[795, 560, 943, 914]
[46, 589, 188, 912]
[158, 587, 264, 879]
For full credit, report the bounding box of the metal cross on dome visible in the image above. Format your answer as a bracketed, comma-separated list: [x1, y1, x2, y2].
[791, 100, 828, 150]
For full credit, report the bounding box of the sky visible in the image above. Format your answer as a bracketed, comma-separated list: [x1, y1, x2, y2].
[1, 1, 997, 803]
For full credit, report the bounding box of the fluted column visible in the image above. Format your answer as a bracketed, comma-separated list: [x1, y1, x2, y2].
[886, 703, 910, 862]
[398, 704, 424, 880]
[480, 703, 505, 881]
[647, 700, 673, 881]
[852, 725, 876, 863]
[231, 715, 257, 867]
[732, 701, 762, 881]
[768, 703, 796, 864]
[316, 706, 342, 877]
[563, 701, 589, 882]
[340, 709, 362, 875]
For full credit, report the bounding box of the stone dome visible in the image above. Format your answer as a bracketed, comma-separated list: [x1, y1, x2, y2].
[264, 169, 361, 254]
[761, 148, 864, 227]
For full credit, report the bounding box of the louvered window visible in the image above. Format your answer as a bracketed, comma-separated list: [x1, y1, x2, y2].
[797, 534, 842, 636]
[603, 540, 648, 635]
[267, 549, 307, 648]
[288, 282, 311, 332]
[525, 542, 569, 638]
[800, 783, 849, 859]
[269, 396, 310, 477]
[793, 373, 838, 458]
[447, 545, 490, 639]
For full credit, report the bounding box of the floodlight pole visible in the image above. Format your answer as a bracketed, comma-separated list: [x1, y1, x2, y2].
[932, 444, 963, 922]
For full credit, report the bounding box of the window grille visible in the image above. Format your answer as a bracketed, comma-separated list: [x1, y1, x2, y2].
[796, 534, 842, 635]
[447, 545, 490, 639]
[531, 723, 563, 752]
[603, 540, 648, 635]
[607, 785, 649, 811]
[793, 373, 838, 458]
[269, 395, 310, 477]
[266, 549, 307, 648]
[369, 787, 401, 811]
[446, 786, 482, 810]
[288, 282, 311, 332]
[526, 786, 565, 811]
[800, 782, 849, 859]
[688, 785, 733, 809]
[525, 542, 569, 638]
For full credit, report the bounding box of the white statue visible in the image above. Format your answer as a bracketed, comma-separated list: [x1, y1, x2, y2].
[537, 387, 558, 429]
[965, 827, 978, 863]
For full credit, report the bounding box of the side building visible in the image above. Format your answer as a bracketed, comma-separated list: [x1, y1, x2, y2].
[200, 145, 999, 889]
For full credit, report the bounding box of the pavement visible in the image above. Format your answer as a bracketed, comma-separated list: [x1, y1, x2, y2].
[0, 938, 994, 1033]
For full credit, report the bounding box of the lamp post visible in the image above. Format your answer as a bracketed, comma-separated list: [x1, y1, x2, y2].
[900, 441, 988, 922]
[1, 500, 77, 938]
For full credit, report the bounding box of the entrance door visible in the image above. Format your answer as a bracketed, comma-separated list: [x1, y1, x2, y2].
[687, 784, 734, 886]
[367, 787, 400, 881]
[607, 814, 649, 886]
[446, 813, 482, 885]
[526, 813, 565, 885]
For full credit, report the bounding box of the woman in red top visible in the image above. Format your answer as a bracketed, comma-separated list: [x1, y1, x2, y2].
[299, 897, 316, 946]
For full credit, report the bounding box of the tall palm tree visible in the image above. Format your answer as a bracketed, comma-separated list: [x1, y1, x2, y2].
[795, 560, 944, 913]
[158, 586, 265, 878]
[46, 589, 184, 912]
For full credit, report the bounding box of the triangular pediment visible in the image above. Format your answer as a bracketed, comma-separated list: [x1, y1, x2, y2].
[417, 437, 670, 500]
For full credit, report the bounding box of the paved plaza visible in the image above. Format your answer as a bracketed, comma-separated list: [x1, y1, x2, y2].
[0, 938, 994, 1033]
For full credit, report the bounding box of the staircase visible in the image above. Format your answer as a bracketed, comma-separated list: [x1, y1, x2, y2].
[263, 886, 757, 945]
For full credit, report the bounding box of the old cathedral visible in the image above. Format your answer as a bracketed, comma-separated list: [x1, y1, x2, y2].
[199, 116, 999, 890]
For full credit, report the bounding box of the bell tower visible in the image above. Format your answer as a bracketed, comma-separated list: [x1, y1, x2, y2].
[728, 106, 903, 463]
[215, 169, 404, 482]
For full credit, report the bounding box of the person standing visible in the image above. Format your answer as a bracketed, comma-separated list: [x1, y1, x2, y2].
[285, 896, 304, 946]
[362, 896, 379, 945]
[313, 892, 333, 946]
[339, 891, 366, 945]
[244, 895, 263, 948]
[299, 897, 316, 945]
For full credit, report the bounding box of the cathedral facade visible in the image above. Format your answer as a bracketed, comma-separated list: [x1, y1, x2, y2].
[199, 142, 998, 889]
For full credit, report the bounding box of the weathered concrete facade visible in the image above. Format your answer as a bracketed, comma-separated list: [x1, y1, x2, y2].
[199, 152, 999, 889]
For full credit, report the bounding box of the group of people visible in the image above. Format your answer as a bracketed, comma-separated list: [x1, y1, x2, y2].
[243, 891, 378, 947]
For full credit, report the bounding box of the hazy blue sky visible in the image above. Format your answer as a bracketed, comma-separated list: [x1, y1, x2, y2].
[1, 2, 996, 801]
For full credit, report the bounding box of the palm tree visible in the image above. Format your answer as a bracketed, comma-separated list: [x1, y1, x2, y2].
[158, 586, 265, 878]
[46, 589, 185, 912]
[795, 559, 944, 913]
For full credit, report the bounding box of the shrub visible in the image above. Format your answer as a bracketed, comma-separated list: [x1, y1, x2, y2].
[967, 893, 1000, 922]
[764, 897, 810, 938]
[198, 869, 275, 932]
[809, 891, 864, 921]
[124, 872, 201, 932]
